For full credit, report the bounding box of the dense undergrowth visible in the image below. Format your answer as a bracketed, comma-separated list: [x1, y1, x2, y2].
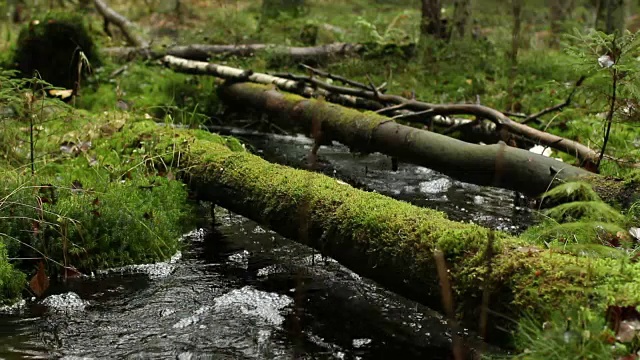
[0, 0, 640, 357]
[0, 70, 194, 303]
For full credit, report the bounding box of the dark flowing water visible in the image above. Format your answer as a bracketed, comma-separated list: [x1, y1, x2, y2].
[0, 129, 529, 359]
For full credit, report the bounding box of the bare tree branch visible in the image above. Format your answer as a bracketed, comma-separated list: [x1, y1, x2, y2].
[94, 0, 149, 48]
[162, 55, 598, 167]
[521, 75, 585, 124]
[103, 43, 365, 62]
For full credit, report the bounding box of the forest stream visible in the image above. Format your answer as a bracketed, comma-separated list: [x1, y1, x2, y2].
[0, 128, 533, 359]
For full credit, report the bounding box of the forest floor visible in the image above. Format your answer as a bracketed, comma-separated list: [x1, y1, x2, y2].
[1, 1, 640, 358]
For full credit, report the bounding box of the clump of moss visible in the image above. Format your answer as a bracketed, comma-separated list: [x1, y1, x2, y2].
[0, 108, 196, 284]
[508, 307, 622, 360]
[12, 11, 100, 89]
[0, 170, 192, 273]
[544, 201, 625, 224]
[523, 181, 635, 255]
[0, 243, 25, 305]
[541, 181, 601, 205]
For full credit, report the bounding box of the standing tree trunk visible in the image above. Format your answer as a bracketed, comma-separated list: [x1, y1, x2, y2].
[549, 0, 575, 48]
[421, 0, 445, 38]
[506, 0, 523, 112]
[595, 0, 626, 34]
[451, 0, 472, 38]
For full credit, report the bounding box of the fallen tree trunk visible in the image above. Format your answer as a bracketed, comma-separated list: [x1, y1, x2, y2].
[162, 55, 598, 167]
[117, 119, 640, 338]
[274, 71, 599, 168]
[103, 43, 366, 61]
[217, 82, 591, 196]
[92, 0, 598, 168]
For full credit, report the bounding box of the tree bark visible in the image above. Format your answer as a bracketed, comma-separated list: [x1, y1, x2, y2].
[507, 0, 523, 111]
[103, 43, 365, 62]
[596, 0, 626, 34]
[118, 119, 640, 337]
[162, 55, 599, 167]
[451, 0, 471, 38]
[549, 0, 574, 47]
[217, 82, 593, 196]
[421, 0, 445, 38]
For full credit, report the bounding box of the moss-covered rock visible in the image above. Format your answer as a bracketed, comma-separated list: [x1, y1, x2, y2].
[12, 11, 100, 89]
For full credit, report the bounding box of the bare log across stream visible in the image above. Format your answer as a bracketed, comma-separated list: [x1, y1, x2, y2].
[162, 55, 599, 168]
[117, 119, 640, 338]
[94, 0, 597, 168]
[218, 82, 591, 196]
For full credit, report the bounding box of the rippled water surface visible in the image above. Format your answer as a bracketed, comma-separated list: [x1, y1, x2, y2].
[0, 129, 525, 359]
[0, 218, 474, 359]
[215, 127, 534, 233]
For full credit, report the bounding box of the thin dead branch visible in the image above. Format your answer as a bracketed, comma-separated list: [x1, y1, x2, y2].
[300, 63, 376, 91]
[93, 0, 149, 48]
[520, 76, 586, 125]
[163, 55, 597, 167]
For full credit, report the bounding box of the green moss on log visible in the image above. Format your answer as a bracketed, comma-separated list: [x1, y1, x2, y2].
[109, 118, 640, 329]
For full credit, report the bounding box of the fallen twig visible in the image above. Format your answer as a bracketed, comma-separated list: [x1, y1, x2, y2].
[94, 0, 149, 48]
[300, 63, 374, 91]
[520, 76, 586, 125]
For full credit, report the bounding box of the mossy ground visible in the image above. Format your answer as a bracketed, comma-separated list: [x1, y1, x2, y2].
[0, 79, 197, 303]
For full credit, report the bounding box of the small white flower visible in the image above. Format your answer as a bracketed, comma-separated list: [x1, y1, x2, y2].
[629, 227, 640, 240]
[598, 54, 614, 68]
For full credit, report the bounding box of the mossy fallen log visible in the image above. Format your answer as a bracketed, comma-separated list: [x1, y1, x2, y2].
[115, 119, 640, 336]
[217, 82, 592, 196]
